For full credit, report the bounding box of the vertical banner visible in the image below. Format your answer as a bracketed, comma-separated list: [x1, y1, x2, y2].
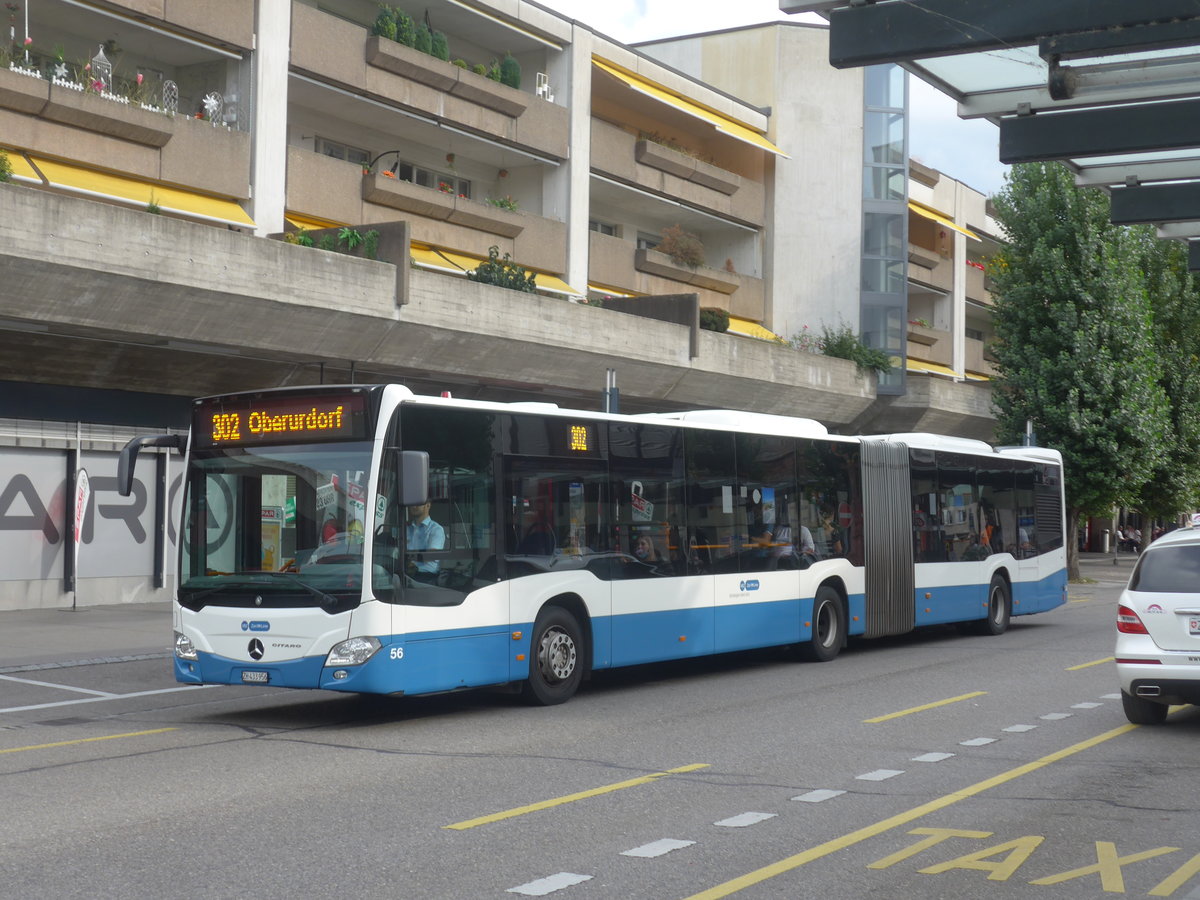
[72, 468, 90, 609]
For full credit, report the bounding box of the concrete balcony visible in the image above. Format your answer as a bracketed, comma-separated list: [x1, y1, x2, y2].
[590, 118, 764, 226]
[291, 3, 568, 160]
[286, 147, 565, 273]
[907, 324, 952, 366]
[587, 233, 764, 320]
[966, 337, 998, 376]
[1, 77, 251, 201]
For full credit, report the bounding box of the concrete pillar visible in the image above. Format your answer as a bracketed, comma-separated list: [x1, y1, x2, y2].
[250, 0, 290, 236]
[561, 26, 594, 295]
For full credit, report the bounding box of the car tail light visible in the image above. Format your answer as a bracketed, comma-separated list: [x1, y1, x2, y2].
[1117, 604, 1149, 634]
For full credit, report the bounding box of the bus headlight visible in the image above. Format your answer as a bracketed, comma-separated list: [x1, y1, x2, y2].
[174, 631, 198, 661]
[326, 636, 381, 667]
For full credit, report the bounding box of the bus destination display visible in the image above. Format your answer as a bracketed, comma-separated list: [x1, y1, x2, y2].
[194, 392, 368, 447]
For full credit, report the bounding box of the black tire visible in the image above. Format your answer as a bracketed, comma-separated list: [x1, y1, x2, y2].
[1121, 690, 1168, 725]
[521, 606, 584, 706]
[798, 585, 845, 662]
[970, 575, 1011, 636]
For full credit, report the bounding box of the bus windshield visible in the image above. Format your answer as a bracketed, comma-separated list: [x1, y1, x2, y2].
[180, 441, 375, 611]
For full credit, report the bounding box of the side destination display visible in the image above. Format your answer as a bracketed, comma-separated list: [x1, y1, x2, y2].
[193, 391, 369, 448]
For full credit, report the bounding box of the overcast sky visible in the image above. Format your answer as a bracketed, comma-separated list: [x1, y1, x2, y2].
[538, 0, 1010, 196]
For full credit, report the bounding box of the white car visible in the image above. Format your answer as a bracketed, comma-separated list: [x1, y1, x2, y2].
[1116, 526, 1200, 724]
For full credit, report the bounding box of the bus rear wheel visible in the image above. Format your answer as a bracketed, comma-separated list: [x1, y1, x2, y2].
[522, 606, 583, 706]
[798, 585, 844, 662]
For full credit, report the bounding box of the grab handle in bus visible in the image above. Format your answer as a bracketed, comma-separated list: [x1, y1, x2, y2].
[117, 434, 186, 497]
[398, 450, 430, 506]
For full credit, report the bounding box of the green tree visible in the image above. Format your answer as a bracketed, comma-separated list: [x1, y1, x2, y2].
[1131, 233, 1200, 538]
[989, 162, 1169, 579]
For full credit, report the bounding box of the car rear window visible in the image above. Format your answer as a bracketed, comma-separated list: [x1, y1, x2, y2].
[1129, 545, 1200, 593]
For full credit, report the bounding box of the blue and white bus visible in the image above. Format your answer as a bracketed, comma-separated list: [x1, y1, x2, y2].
[119, 384, 1067, 705]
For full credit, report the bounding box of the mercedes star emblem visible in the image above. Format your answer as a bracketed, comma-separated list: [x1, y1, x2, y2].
[248, 638, 264, 660]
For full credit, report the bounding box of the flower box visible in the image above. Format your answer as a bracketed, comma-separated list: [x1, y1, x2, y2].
[365, 35, 530, 118]
[361, 173, 526, 237]
[365, 36, 457, 91]
[449, 69, 528, 118]
[362, 171, 456, 218]
[634, 139, 740, 195]
[41, 82, 173, 147]
[906, 323, 941, 346]
[634, 248, 739, 295]
[0, 65, 50, 115]
[448, 196, 526, 237]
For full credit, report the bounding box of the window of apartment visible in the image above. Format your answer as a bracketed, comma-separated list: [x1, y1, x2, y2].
[590, 220, 616, 236]
[318, 138, 370, 167]
[636, 232, 660, 251]
[965, 327, 984, 341]
[394, 162, 471, 199]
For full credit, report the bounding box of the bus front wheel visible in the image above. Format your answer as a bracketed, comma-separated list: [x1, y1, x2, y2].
[799, 585, 844, 662]
[522, 606, 584, 706]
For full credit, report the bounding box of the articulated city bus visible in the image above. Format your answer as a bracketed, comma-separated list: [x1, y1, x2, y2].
[119, 384, 1067, 704]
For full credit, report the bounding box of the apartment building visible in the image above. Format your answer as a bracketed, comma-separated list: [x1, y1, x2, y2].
[0, 0, 996, 608]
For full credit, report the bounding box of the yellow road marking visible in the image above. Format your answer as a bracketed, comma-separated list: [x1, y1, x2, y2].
[445, 763, 709, 830]
[0, 727, 177, 754]
[681, 724, 1137, 900]
[863, 691, 986, 723]
[1066, 656, 1114, 671]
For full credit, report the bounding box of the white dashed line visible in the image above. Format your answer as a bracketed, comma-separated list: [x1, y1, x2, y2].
[1101, 693, 1121, 700]
[1072, 702, 1102, 709]
[792, 789, 846, 803]
[960, 737, 996, 746]
[856, 769, 904, 781]
[911, 752, 955, 763]
[1040, 713, 1072, 720]
[715, 812, 777, 827]
[621, 839, 694, 858]
[507, 873, 591, 896]
[1002, 724, 1037, 733]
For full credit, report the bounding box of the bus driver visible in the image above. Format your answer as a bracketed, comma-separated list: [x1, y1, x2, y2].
[406, 500, 445, 583]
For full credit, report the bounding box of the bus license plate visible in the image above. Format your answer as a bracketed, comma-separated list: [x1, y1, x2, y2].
[242, 671, 269, 683]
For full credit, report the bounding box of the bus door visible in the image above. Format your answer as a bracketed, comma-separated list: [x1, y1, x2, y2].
[502, 457, 611, 670]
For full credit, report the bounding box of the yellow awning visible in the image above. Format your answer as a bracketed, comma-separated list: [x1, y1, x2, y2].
[531, 272, 585, 298]
[433, 249, 482, 273]
[964, 370, 992, 382]
[908, 201, 979, 241]
[593, 58, 787, 158]
[416, 247, 583, 295]
[285, 211, 346, 231]
[907, 358, 963, 379]
[728, 316, 783, 341]
[2, 150, 42, 184]
[587, 283, 638, 298]
[411, 245, 466, 274]
[29, 156, 255, 228]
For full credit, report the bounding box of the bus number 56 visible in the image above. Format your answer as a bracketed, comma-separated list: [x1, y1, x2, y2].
[389, 647, 404, 660]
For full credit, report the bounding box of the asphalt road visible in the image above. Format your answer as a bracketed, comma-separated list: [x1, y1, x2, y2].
[2, 561, 1198, 899]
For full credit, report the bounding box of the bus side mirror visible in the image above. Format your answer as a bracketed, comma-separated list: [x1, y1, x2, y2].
[117, 434, 186, 497]
[397, 450, 429, 507]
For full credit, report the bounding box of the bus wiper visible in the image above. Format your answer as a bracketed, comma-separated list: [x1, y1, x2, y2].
[250, 571, 342, 608]
[181, 573, 340, 608]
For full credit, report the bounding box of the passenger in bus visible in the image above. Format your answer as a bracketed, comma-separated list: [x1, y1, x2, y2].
[632, 535, 661, 564]
[406, 500, 445, 583]
[961, 533, 990, 561]
[816, 507, 844, 558]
